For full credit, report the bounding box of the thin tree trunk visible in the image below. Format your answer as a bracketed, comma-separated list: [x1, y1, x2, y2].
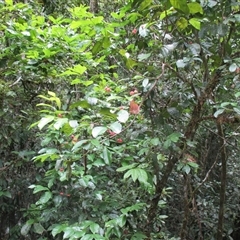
[216, 121, 227, 239]
[90, 0, 98, 14]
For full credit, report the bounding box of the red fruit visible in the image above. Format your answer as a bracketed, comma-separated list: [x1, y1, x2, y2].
[130, 91, 135, 96]
[107, 129, 116, 137]
[66, 194, 71, 197]
[116, 138, 123, 143]
[129, 100, 140, 114]
[57, 113, 63, 118]
[132, 28, 137, 34]
[104, 86, 111, 92]
[59, 168, 64, 172]
[60, 192, 64, 196]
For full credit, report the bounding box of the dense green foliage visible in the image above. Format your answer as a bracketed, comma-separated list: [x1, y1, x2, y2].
[1, 0, 240, 239]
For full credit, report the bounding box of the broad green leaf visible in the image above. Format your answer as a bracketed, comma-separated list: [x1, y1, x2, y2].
[63, 227, 74, 239]
[117, 110, 129, 123]
[168, 132, 181, 142]
[116, 163, 138, 172]
[72, 140, 88, 152]
[70, 100, 91, 109]
[54, 118, 68, 130]
[21, 223, 32, 236]
[124, 168, 148, 183]
[138, 53, 151, 61]
[99, 108, 116, 118]
[69, 120, 78, 128]
[5, 0, 13, 6]
[126, 58, 138, 69]
[189, 18, 201, 30]
[92, 126, 107, 138]
[233, 107, 240, 115]
[92, 41, 102, 55]
[188, 2, 203, 14]
[33, 223, 45, 234]
[38, 116, 54, 130]
[235, 92, 240, 98]
[229, 63, 237, 72]
[52, 224, 67, 237]
[36, 191, 52, 205]
[31, 185, 49, 194]
[109, 122, 122, 134]
[102, 146, 111, 164]
[3, 191, 11, 198]
[188, 162, 199, 168]
[170, 0, 189, 14]
[176, 17, 188, 30]
[182, 165, 191, 174]
[89, 222, 100, 234]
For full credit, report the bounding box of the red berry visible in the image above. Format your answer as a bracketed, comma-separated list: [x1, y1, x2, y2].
[60, 192, 64, 196]
[116, 138, 123, 143]
[59, 168, 64, 172]
[130, 91, 135, 96]
[132, 28, 137, 34]
[57, 113, 63, 118]
[104, 86, 111, 92]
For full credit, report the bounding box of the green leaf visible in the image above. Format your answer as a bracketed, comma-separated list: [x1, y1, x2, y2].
[189, 18, 201, 30]
[31, 185, 49, 194]
[168, 132, 181, 142]
[72, 140, 88, 152]
[131, 232, 148, 240]
[214, 109, 224, 118]
[229, 63, 237, 72]
[54, 118, 68, 130]
[102, 146, 111, 164]
[188, 2, 203, 14]
[36, 191, 52, 205]
[117, 110, 129, 123]
[92, 126, 107, 138]
[89, 222, 100, 234]
[109, 121, 122, 134]
[182, 165, 191, 174]
[170, 0, 189, 14]
[137, 53, 151, 61]
[116, 163, 138, 172]
[70, 100, 91, 109]
[33, 223, 45, 234]
[38, 116, 54, 130]
[124, 168, 148, 183]
[233, 107, 240, 115]
[21, 223, 32, 236]
[99, 108, 116, 118]
[176, 17, 188, 30]
[52, 224, 67, 237]
[5, 0, 13, 6]
[92, 41, 102, 55]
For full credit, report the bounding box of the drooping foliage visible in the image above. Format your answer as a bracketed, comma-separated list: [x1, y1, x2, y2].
[1, 0, 240, 239]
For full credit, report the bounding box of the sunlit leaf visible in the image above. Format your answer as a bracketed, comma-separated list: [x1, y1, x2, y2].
[109, 122, 122, 133]
[117, 110, 129, 123]
[170, 0, 189, 14]
[92, 126, 107, 138]
[189, 18, 201, 30]
[188, 2, 203, 14]
[38, 116, 54, 130]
